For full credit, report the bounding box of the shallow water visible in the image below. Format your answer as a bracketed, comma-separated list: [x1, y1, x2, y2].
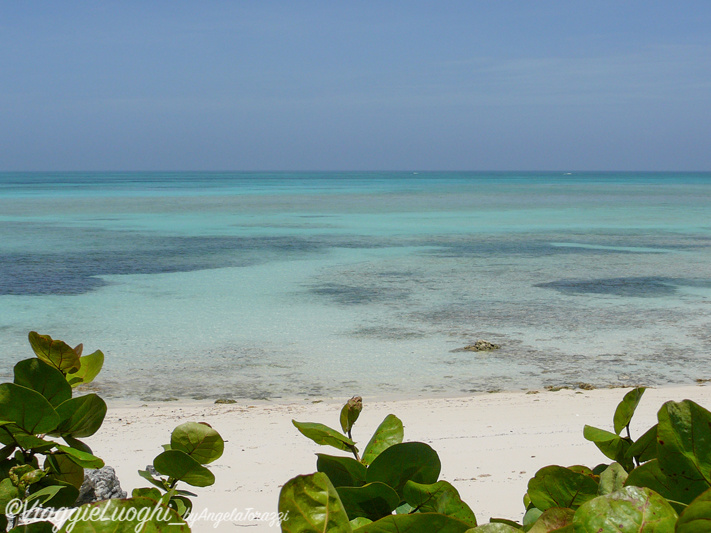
[1, 171, 710, 400]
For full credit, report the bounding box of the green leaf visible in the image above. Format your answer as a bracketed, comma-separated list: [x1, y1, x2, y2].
[138, 469, 168, 490]
[626, 424, 658, 463]
[655, 400, 711, 502]
[527, 507, 573, 533]
[279, 472, 353, 533]
[527, 466, 598, 511]
[170, 422, 224, 464]
[62, 435, 93, 455]
[465, 525, 520, 533]
[0, 383, 59, 435]
[56, 497, 190, 532]
[583, 425, 633, 470]
[351, 517, 373, 528]
[28, 332, 81, 374]
[0, 477, 22, 515]
[572, 486, 677, 532]
[13, 358, 72, 407]
[9, 521, 56, 533]
[25, 485, 67, 506]
[362, 415, 404, 466]
[317, 453, 367, 487]
[132, 487, 163, 500]
[625, 459, 692, 512]
[55, 444, 104, 469]
[523, 507, 543, 529]
[613, 387, 646, 435]
[293, 420, 358, 452]
[403, 480, 477, 527]
[677, 487, 711, 533]
[45, 453, 85, 489]
[0, 426, 56, 451]
[337, 482, 400, 521]
[340, 396, 363, 435]
[366, 442, 441, 498]
[352, 513, 472, 532]
[65, 350, 104, 387]
[51, 394, 107, 438]
[28, 478, 79, 510]
[153, 450, 215, 487]
[598, 463, 628, 496]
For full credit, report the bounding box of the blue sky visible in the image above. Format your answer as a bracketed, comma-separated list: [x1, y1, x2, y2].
[2, 1, 710, 171]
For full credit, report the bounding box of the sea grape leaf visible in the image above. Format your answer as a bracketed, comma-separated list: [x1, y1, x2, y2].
[362, 414, 404, 466]
[66, 350, 104, 387]
[28, 477, 79, 510]
[62, 435, 93, 455]
[613, 387, 646, 435]
[138, 469, 169, 490]
[403, 480, 477, 527]
[153, 450, 215, 487]
[45, 453, 85, 489]
[676, 487, 711, 533]
[598, 462, 628, 496]
[366, 442, 441, 498]
[317, 453, 367, 487]
[351, 517, 373, 528]
[0, 426, 56, 450]
[55, 444, 104, 469]
[0, 383, 59, 435]
[523, 507, 544, 528]
[293, 420, 358, 452]
[625, 459, 695, 512]
[28, 332, 81, 374]
[0, 477, 22, 514]
[572, 486, 677, 532]
[13, 358, 72, 407]
[279, 472, 352, 533]
[351, 513, 472, 532]
[170, 422, 224, 464]
[583, 425, 632, 470]
[340, 396, 363, 435]
[51, 394, 107, 438]
[132, 487, 163, 500]
[527, 465, 598, 511]
[527, 507, 574, 533]
[9, 522, 56, 533]
[337, 482, 400, 521]
[626, 424, 658, 463]
[459, 523, 520, 532]
[56, 497, 190, 532]
[655, 400, 711, 501]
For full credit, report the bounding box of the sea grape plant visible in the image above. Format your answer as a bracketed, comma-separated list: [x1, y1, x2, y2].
[0, 332, 107, 531]
[280, 390, 711, 532]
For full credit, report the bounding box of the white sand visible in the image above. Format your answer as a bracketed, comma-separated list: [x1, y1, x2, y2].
[85, 385, 711, 531]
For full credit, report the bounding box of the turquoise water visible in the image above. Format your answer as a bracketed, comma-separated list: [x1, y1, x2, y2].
[1, 171, 710, 400]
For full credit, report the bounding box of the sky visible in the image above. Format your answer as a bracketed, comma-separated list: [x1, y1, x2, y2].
[1, 1, 711, 171]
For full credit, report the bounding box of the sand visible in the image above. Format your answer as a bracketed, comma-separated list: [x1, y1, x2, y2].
[84, 385, 711, 531]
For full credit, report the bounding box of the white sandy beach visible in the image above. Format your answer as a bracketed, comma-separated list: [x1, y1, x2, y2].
[85, 385, 711, 531]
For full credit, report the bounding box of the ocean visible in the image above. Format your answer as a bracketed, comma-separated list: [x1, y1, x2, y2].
[1, 171, 710, 400]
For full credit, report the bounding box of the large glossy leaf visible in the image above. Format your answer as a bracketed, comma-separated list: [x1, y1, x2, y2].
[403, 480, 477, 527]
[528, 507, 574, 533]
[626, 424, 658, 463]
[317, 453, 367, 487]
[45, 452, 84, 489]
[656, 400, 711, 501]
[598, 463, 628, 495]
[527, 466, 598, 511]
[170, 422, 224, 464]
[572, 486, 677, 532]
[352, 513, 472, 532]
[279, 472, 352, 533]
[0, 383, 59, 435]
[28, 477, 79, 510]
[51, 394, 107, 438]
[625, 459, 695, 511]
[613, 387, 646, 435]
[337, 482, 400, 521]
[0, 477, 22, 514]
[583, 425, 632, 470]
[13, 358, 71, 407]
[28, 332, 81, 374]
[366, 442, 441, 498]
[153, 450, 215, 487]
[464, 525, 520, 533]
[0, 426, 56, 450]
[362, 415, 404, 466]
[65, 350, 104, 387]
[56, 497, 190, 532]
[55, 444, 104, 468]
[293, 420, 358, 452]
[676, 487, 711, 533]
[9, 521, 56, 533]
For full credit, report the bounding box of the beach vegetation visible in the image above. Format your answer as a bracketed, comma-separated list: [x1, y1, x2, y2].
[281, 390, 711, 532]
[0, 332, 223, 533]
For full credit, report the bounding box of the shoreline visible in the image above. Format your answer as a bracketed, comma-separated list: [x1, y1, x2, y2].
[86, 383, 711, 531]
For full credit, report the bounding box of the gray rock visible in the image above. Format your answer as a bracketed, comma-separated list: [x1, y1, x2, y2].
[452, 340, 501, 352]
[75, 466, 127, 505]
